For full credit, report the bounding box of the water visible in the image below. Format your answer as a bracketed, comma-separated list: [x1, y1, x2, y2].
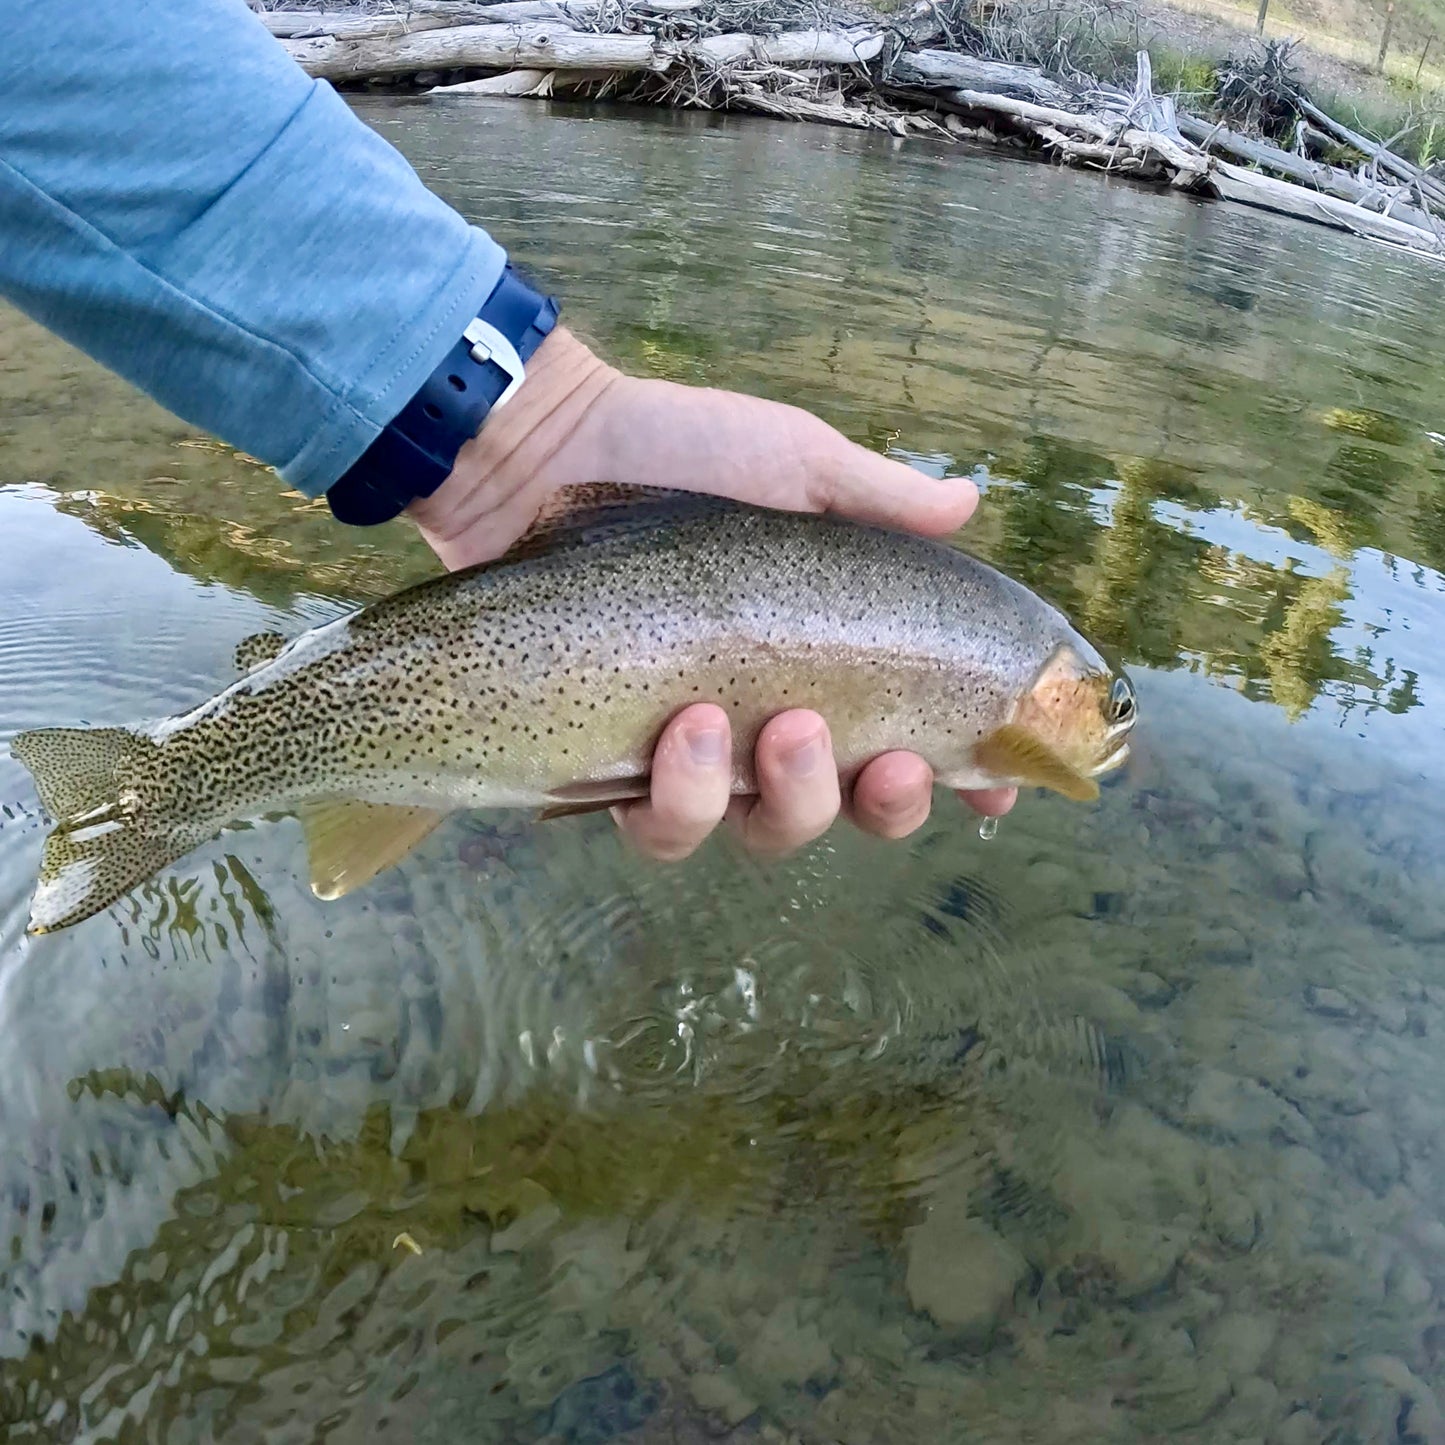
[1, 98, 1443, 1444]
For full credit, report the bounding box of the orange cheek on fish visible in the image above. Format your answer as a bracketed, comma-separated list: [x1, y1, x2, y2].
[970, 649, 1118, 802]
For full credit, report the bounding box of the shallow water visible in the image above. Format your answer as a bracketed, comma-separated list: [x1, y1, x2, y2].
[1, 99, 1444, 1444]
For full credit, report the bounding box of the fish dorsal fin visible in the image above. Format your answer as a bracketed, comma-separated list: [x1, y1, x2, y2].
[297, 799, 448, 900]
[973, 724, 1099, 803]
[234, 631, 288, 673]
[499, 485, 698, 563]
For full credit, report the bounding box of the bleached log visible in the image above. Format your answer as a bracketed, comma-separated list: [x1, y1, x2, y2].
[1120, 127, 1208, 183]
[285, 22, 884, 81]
[431, 67, 582, 94]
[1297, 97, 1445, 213]
[1037, 125, 1149, 169]
[1209, 160, 1445, 256]
[261, 11, 477, 39]
[889, 50, 1070, 103]
[730, 87, 890, 129]
[260, 2, 600, 34]
[687, 29, 884, 67]
[1177, 114, 1442, 233]
[284, 23, 663, 79]
[900, 86, 1119, 141]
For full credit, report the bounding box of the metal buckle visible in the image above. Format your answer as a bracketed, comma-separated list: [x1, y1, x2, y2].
[463, 317, 527, 410]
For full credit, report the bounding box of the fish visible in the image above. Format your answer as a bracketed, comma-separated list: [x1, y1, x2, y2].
[10, 489, 1136, 934]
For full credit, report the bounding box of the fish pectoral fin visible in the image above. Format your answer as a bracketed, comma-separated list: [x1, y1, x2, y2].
[234, 631, 288, 673]
[973, 724, 1099, 803]
[536, 776, 651, 822]
[298, 799, 449, 900]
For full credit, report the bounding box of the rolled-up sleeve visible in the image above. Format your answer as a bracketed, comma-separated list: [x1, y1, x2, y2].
[0, 0, 507, 497]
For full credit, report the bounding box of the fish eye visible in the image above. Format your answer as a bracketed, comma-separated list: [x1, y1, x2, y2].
[1108, 677, 1136, 724]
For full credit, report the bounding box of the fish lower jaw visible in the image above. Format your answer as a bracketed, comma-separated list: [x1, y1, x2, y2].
[1090, 741, 1131, 777]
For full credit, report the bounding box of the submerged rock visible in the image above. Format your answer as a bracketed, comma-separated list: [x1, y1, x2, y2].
[904, 1202, 1027, 1335]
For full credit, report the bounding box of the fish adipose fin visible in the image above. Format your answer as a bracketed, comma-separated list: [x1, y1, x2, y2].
[11, 726, 183, 934]
[973, 724, 1099, 803]
[298, 799, 448, 900]
[234, 631, 288, 672]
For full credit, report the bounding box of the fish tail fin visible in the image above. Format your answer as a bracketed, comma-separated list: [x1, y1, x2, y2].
[10, 726, 184, 934]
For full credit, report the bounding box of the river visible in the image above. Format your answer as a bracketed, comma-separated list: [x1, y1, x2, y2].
[1, 98, 1443, 1443]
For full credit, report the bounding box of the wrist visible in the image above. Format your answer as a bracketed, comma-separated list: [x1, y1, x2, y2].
[326, 263, 561, 529]
[407, 326, 623, 567]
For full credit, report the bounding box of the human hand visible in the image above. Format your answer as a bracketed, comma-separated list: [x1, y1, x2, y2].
[407, 326, 1016, 857]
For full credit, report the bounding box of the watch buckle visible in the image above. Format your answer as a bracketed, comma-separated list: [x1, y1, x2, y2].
[463, 317, 527, 409]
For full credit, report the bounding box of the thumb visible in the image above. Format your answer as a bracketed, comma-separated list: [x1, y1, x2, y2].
[816, 437, 979, 538]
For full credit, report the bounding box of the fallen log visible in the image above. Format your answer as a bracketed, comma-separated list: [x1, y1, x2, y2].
[888, 50, 1071, 103]
[284, 23, 664, 79]
[432, 66, 590, 94]
[260, 2, 602, 36]
[1178, 114, 1442, 234]
[689, 29, 884, 67]
[285, 22, 884, 81]
[885, 84, 1119, 141]
[1208, 159, 1445, 257]
[1297, 97, 1445, 214]
[260, 12, 465, 39]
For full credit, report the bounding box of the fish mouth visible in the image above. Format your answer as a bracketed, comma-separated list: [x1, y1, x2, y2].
[1091, 736, 1132, 778]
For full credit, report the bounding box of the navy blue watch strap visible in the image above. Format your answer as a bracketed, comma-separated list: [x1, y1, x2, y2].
[327, 264, 560, 526]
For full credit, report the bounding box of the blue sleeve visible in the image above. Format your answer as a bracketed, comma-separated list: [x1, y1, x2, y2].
[0, 0, 508, 498]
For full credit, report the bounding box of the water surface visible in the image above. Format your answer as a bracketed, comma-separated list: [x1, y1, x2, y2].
[1, 99, 1444, 1444]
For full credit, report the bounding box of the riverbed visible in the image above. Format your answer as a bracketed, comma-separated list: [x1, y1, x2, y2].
[1, 99, 1443, 1443]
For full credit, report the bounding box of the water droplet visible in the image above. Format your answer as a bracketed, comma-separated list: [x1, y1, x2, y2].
[978, 816, 999, 842]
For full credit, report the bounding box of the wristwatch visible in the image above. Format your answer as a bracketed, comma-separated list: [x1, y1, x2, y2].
[326, 263, 561, 526]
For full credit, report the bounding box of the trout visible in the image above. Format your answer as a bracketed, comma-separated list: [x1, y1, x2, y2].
[12, 491, 1136, 934]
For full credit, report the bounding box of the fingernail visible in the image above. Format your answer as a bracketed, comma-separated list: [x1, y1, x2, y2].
[687, 726, 726, 767]
[781, 732, 824, 779]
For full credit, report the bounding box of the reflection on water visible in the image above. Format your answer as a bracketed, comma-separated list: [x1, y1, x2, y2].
[2, 100, 1445, 1443]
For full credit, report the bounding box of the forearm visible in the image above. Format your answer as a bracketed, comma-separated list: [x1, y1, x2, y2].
[0, 0, 505, 497]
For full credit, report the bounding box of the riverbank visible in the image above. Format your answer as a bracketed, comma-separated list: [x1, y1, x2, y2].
[253, 0, 1445, 259]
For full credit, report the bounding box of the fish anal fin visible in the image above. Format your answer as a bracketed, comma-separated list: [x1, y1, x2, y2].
[536, 776, 651, 822]
[234, 631, 288, 673]
[973, 724, 1099, 803]
[298, 799, 448, 900]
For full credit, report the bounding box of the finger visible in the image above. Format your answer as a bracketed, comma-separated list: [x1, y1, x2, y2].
[603, 380, 978, 541]
[849, 752, 934, 840]
[958, 787, 1017, 818]
[728, 711, 841, 856]
[814, 435, 979, 539]
[613, 704, 731, 861]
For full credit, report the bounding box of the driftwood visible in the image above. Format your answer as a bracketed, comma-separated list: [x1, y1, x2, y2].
[1210, 160, 1445, 255]
[688, 30, 884, 66]
[1297, 97, 1445, 213]
[283, 21, 882, 80]
[256, 1, 1444, 263]
[285, 23, 663, 79]
[262, 12, 474, 39]
[1178, 115, 1443, 235]
[888, 50, 1071, 103]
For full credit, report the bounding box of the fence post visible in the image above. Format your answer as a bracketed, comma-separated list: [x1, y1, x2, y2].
[1255, 0, 1270, 33]
[1377, 1, 1396, 72]
[1416, 34, 1435, 83]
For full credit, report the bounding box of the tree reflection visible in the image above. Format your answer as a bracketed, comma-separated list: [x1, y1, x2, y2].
[1082, 460, 1214, 669]
[974, 434, 1431, 726]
